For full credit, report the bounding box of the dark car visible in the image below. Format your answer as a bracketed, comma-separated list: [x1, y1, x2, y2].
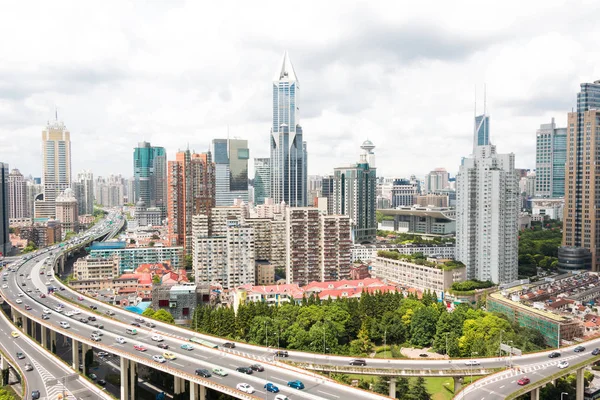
[135, 317, 144, 323]
[236, 367, 253, 374]
[88, 316, 97, 321]
[250, 364, 264, 372]
[157, 343, 169, 349]
[146, 322, 156, 328]
[93, 323, 104, 329]
[31, 390, 41, 400]
[222, 342, 236, 349]
[97, 379, 106, 386]
[593, 348, 600, 356]
[548, 351, 561, 358]
[288, 380, 305, 390]
[131, 323, 141, 327]
[274, 350, 289, 357]
[419, 353, 429, 358]
[42, 314, 50, 320]
[575, 346, 586, 353]
[16, 352, 25, 360]
[80, 318, 88, 323]
[195, 368, 211, 378]
[90, 305, 97, 310]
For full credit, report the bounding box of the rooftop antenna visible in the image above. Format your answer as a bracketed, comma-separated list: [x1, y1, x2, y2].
[55, 106, 58, 122]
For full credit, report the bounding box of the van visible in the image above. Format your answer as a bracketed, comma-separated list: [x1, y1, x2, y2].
[126, 328, 138, 335]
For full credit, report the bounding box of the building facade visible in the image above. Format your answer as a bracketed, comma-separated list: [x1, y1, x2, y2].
[270, 52, 307, 207]
[8, 169, 27, 220]
[0, 163, 9, 256]
[55, 188, 78, 234]
[133, 142, 167, 216]
[352, 243, 456, 263]
[424, 168, 450, 194]
[213, 139, 249, 206]
[73, 170, 94, 216]
[88, 243, 183, 273]
[535, 118, 567, 198]
[253, 158, 271, 205]
[74, 255, 119, 281]
[391, 179, 419, 207]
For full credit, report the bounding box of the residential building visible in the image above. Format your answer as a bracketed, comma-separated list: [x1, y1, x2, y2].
[213, 138, 249, 206]
[352, 243, 456, 263]
[320, 215, 353, 281]
[563, 80, 600, 271]
[88, 241, 183, 273]
[535, 118, 567, 198]
[26, 180, 43, 220]
[456, 116, 519, 283]
[255, 260, 275, 285]
[74, 255, 119, 281]
[254, 158, 271, 205]
[36, 118, 72, 219]
[8, 169, 27, 219]
[55, 188, 78, 234]
[18, 220, 62, 248]
[0, 162, 9, 256]
[95, 175, 125, 207]
[270, 52, 307, 207]
[349, 264, 371, 280]
[424, 168, 450, 193]
[333, 140, 377, 243]
[415, 194, 448, 208]
[73, 170, 94, 216]
[391, 179, 419, 207]
[152, 283, 210, 321]
[133, 142, 167, 216]
[321, 175, 334, 215]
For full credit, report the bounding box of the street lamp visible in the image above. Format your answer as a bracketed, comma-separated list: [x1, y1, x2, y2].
[265, 321, 268, 348]
[508, 340, 514, 368]
[444, 332, 450, 356]
[561, 392, 568, 400]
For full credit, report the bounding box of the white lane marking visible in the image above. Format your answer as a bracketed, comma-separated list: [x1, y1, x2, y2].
[229, 363, 238, 367]
[499, 385, 505, 388]
[510, 380, 515, 383]
[171, 362, 184, 367]
[318, 390, 340, 398]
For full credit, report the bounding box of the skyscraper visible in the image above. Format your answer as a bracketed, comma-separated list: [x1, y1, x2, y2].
[333, 140, 377, 243]
[456, 115, 519, 284]
[270, 52, 307, 207]
[253, 158, 271, 205]
[474, 114, 490, 149]
[35, 118, 72, 219]
[0, 162, 10, 256]
[73, 170, 94, 215]
[424, 168, 450, 193]
[213, 138, 249, 206]
[8, 168, 27, 219]
[535, 118, 567, 198]
[563, 80, 600, 270]
[133, 142, 167, 216]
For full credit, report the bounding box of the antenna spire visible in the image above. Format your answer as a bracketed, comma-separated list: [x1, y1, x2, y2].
[55, 106, 58, 122]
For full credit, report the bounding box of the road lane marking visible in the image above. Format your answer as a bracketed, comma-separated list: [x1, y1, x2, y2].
[271, 377, 287, 383]
[171, 362, 184, 367]
[499, 385, 505, 388]
[318, 390, 340, 398]
[229, 363, 238, 367]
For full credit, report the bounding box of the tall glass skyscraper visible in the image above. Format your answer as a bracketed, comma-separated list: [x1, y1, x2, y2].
[474, 114, 490, 148]
[534, 118, 566, 198]
[253, 158, 270, 205]
[133, 142, 167, 216]
[270, 52, 307, 207]
[212, 138, 249, 206]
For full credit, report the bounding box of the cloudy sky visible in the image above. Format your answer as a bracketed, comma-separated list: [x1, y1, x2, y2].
[1, 0, 599, 180]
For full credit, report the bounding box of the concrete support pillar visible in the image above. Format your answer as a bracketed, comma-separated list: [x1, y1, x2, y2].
[0, 354, 6, 370]
[72, 339, 79, 370]
[190, 381, 196, 400]
[12, 309, 18, 324]
[389, 378, 396, 398]
[50, 330, 56, 353]
[577, 367, 585, 400]
[41, 326, 47, 349]
[175, 376, 185, 394]
[530, 387, 539, 400]
[120, 357, 129, 400]
[81, 343, 89, 375]
[129, 359, 136, 400]
[453, 376, 463, 393]
[23, 317, 29, 336]
[199, 384, 206, 400]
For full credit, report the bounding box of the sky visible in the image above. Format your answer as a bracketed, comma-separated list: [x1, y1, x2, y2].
[1, 0, 599, 180]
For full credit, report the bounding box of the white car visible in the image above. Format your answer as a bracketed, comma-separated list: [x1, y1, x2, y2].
[152, 355, 166, 363]
[274, 396, 290, 400]
[115, 336, 127, 344]
[16, 299, 22, 304]
[65, 311, 75, 317]
[71, 309, 80, 315]
[44, 281, 51, 285]
[59, 321, 70, 329]
[54, 307, 63, 313]
[151, 335, 164, 342]
[1, 284, 7, 289]
[236, 383, 255, 394]
[42, 308, 51, 314]
[558, 361, 569, 369]
[17, 293, 24, 297]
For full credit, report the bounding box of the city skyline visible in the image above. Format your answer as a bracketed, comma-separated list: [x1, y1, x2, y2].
[2, 2, 600, 181]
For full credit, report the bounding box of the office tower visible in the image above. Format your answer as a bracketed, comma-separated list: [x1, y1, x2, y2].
[321, 175, 334, 215]
[270, 52, 307, 207]
[35, 118, 72, 219]
[424, 168, 450, 194]
[212, 139, 249, 206]
[73, 170, 94, 215]
[333, 140, 377, 243]
[456, 115, 519, 284]
[55, 188, 78, 234]
[95, 175, 125, 207]
[286, 207, 351, 285]
[8, 168, 27, 219]
[0, 162, 10, 256]
[535, 118, 567, 198]
[563, 80, 600, 270]
[391, 179, 419, 207]
[26, 180, 42, 219]
[474, 114, 490, 150]
[167, 149, 215, 252]
[133, 142, 167, 216]
[254, 158, 271, 205]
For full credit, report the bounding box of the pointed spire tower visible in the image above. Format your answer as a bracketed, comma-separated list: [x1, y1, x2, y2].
[270, 51, 307, 207]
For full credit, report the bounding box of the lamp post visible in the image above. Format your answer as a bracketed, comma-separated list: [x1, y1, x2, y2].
[265, 321, 268, 348]
[561, 393, 568, 400]
[444, 332, 450, 356]
[508, 340, 514, 368]
[384, 329, 387, 359]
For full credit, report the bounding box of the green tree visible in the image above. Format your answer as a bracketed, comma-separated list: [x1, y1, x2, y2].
[349, 323, 373, 355]
[410, 306, 439, 347]
[407, 377, 431, 400]
[142, 307, 156, 318]
[152, 274, 161, 284]
[184, 254, 193, 269]
[153, 309, 175, 323]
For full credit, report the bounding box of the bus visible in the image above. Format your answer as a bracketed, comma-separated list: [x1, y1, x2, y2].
[189, 336, 218, 348]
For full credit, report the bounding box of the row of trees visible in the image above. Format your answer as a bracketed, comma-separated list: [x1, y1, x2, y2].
[190, 290, 546, 357]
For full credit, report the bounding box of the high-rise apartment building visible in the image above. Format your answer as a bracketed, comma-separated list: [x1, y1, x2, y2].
[563, 80, 600, 270]
[8, 169, 27, 219]
[133, 142, 167, 216]
[55, 188, 79, 234]
[213, 139, 249, 206]
[36, 119, 72, 219]
[254, 158, 271, 205]
[95, 175, 125, 207]
[0, 162, 10, 256]
[456, 116, 519, 284]
[424, 168, 450, 194]
[333, 140, 377, 243]
[73, 170, 94, 215]
[286, 208, 351, 285]
[321, 175, 334, 215]
[270, 52, 307, 207]
[535, 118, 567, 198]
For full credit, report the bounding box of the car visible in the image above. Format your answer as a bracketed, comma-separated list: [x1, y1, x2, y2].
[236, 367, 253, 374]
[1, 284, 6, 289]
[42, 314, 50, 320]
[77, 296, 84, 301]
[419, 353, 429, 357]
[92, 330, 103, 336]
[181, 344, 194, 351]
[349, 359, 367, 366]
[151, 334, 164, 342]
[135, 317, 145, 323]
[465, 360, 481, 366]
[16, 352, 25, 359]
[39, 271, 44, 275]
[90, 305, 97, 310]
[44, 281, 50, 285]
[17, 293, 23, 297]
[98, 351, 110, 357]
[79, 318, 88, 323]
[59, 321, 70, 329]
[517, 377, 531, 386]
[264, 382, 280, 393]
[134, 344, 147, 352]
[222, 342, 236, 348]
[87, 316, 96, 321]
[274, 350, 289, 357]
[27, 277, 31, 280]
[24, 305, 32, 310]
[287, 380, 305, 390]
[157, 343, 169, 349]
[195, 368, 211, 377]
[97, 379, 106, 386]
[24, 363, 33, 371]
[274, 395, 290, 400]
[31, 390, 40, 400]
[236, 383, 255, 394]
[92, 323, 104, 329]
[548, 351, 561, 358]
[19, 273, 23, 276]
[15, 299, 22, 304]
[558, 361, 569, 369]
[26, 289, 32, 293]
[212, 367, 228, 376]
[106, 310, 115, 316]
[152, 355, 166, 363]
[250, 364, 264, 372]
[131, 323, 141, 327]
[90, 334, 101, 342]
[42, 308, 51, 314]
[575, 346, 586, 353]
[88, 373, 97, 380]
[146, 322, 156, 328]
[593, 348, 600, 356]
[115, 336, 127, 344]
[21, 282, 26, 286]
[54, 306, 63, 313]
[65, 311, 75, 317]
[70, 309, 80, 315]
[39, 293, 45, 298]
[11, 331, 19, 338]
[163, 352, 176, 360]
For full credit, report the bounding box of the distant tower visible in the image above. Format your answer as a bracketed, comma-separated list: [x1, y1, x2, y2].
[0, 162, 10, 256]
[8, 169, 27, 219]
[133, 142, 167, 217]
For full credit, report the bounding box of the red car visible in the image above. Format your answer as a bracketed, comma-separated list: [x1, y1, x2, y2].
[24, 305, 32, 310]
[517, 377, 530, 386]
[133, 345, 147, 352]
[40, 294, 46, 298]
